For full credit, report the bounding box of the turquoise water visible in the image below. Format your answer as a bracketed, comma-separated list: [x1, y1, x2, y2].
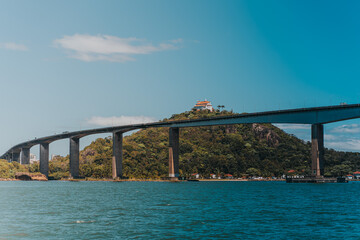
[0, 181, 359, 239]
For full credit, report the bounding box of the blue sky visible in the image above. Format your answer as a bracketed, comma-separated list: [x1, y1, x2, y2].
[1, 0, 360, 156]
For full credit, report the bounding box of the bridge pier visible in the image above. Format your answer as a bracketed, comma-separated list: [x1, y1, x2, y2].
[40, 143, 49, 177]
[311, 124, 324, 177]
[20, 148, 30, 164]
[12, 151, 20, 162]
[112, 131, 123, 179]
[69, 137, 80, 178]
[169, 127, 179, 179]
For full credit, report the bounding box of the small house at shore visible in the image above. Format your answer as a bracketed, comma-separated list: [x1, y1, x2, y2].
[353, 171, 360, 179]
[191, 173, 200, 179]
[224, 174, 234, 179]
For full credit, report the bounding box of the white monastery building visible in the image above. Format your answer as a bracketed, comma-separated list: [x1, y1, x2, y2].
[193, 100, 214, 112]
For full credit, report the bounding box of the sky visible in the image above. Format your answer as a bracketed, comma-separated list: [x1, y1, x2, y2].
[1, 0, 360, 156]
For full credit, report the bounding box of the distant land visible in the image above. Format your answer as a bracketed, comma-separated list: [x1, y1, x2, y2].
[1, 109, 360, 180]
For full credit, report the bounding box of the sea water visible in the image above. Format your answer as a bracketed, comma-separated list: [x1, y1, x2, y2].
[0, 181, 359, 239]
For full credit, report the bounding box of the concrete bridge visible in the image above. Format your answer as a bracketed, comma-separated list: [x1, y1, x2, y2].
[2, 104, 360, 179]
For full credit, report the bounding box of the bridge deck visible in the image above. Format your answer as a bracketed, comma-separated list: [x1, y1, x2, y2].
[2, 104, 360, 158]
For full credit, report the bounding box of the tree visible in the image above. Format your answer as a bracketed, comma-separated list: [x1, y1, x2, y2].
[330, 164, 352, 176]
[217, 105, 225, 111]
[246, 168, 261, 177]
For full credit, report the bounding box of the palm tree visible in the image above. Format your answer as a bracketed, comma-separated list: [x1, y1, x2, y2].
[217, 105, 225, 111]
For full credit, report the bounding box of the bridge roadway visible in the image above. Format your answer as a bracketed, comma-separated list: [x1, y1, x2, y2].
[2, 104, 360, 179]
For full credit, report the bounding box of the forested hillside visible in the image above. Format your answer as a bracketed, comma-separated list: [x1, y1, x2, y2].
[37, 110, 360, 179]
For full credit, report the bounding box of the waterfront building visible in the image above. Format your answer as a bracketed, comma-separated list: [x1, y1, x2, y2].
[353, 171, 360, 179]
[193, 100, 214, 112]
[191, 173, 200, 179]
[224, 174, 234, 179]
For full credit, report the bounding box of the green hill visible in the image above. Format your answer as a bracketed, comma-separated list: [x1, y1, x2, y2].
[40, 110, 360, 179]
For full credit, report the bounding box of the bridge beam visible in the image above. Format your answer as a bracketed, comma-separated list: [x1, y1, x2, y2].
[69, 137, 80, 178]
[40, 143, 49, 177]
[112, 131, 123, 179]
[311, 124, 324, 177]
[20, 147, 30, 165]
[169, 127, 180, 179]
[12, 152, 20, 162]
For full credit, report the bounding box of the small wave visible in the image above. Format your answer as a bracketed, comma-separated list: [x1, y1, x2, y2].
[156, 203, 172, 206]
[72, 220, 96, 224]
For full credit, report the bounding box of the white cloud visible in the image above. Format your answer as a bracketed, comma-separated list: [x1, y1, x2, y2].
[1, 42, 28, 51]
[331, 124, 360, 133]
[54, 34, 182, 62]
[86, 116, 156, 127]
[324, 134, 337, 141]
[327, 139, 360, 151]
[274, 124, 310, 130]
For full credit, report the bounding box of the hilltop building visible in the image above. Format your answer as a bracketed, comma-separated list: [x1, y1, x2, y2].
[193, 99, 214, 112]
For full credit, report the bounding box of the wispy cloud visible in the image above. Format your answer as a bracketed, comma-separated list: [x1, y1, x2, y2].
[274, 124, 310, 130]
[1, 42, 28, 51]
[327, 139, 360, 151]
[54, 34, 183, 62]
[86, 116, 156, 127]
[331, 124, 360, 133]
[324, 134, 337, 141]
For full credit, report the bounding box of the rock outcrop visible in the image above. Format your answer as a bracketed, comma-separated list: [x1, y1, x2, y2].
[252, 123, 280, 147]
[15, 172, 48, 181]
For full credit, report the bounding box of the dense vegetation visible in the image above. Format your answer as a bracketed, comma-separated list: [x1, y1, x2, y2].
[0, 159, 38, 179]
[2, 110, 360, 179]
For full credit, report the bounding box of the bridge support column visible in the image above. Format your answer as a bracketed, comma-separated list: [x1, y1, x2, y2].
[12, 152, 20, 162]
[40, 143, 49, 177]
[69, 137, 80, 178]
[112, 131, 123, 179]
[20, 148, 30, 164]
[311, 124, 324, 177]
[169, 127, 179, 179]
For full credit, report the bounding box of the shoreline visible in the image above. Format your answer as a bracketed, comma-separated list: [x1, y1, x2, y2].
[0, 178, 290, 182]
[1, 178, 359, 182]
[0, 178, 285, 182]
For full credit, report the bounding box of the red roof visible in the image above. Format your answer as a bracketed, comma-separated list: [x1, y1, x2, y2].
[224, 174, 233, 177]
[194, 100, 212, 107]
[288, 170, 296, 173]
[191, 173, 198, 176]
[353, 171, 360, 174]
